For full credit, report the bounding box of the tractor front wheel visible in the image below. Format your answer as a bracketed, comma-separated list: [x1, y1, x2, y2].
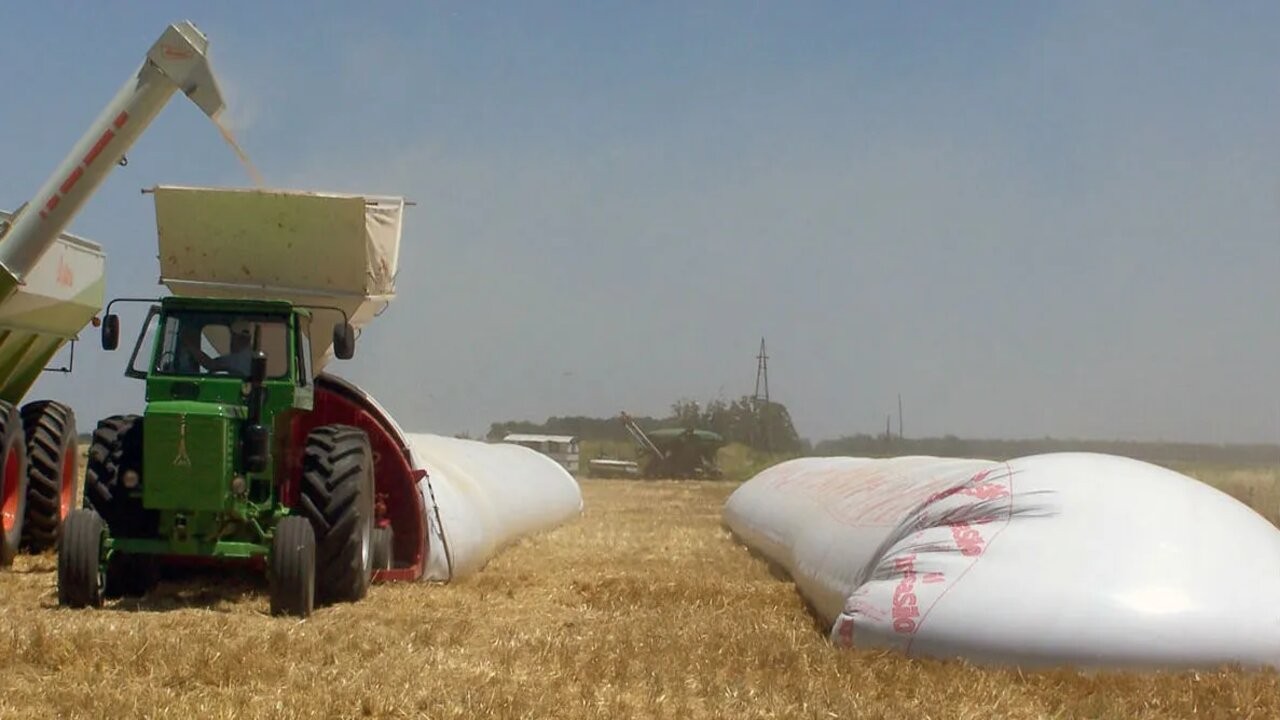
[298, 425, 375, 604]
[84, 415, 154, 538]
[270, 516, 316, 617]
[58, 509, 105, 608]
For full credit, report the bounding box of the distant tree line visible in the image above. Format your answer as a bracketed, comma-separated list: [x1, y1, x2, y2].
[487, 414, 666, 443]
[487, 403, 1280, 467]
[814, 434, 1280, 467]
[487, 395, 804, 453]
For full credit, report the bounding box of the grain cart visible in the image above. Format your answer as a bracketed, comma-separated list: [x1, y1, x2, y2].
[0, 22, 224, 565]
[60, 186, 431, 617]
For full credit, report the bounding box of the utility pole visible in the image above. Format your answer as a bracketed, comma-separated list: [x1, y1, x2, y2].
[898, 393, 904, 439]
[753, 338, 770, 404]
[754, 338, 771, 451]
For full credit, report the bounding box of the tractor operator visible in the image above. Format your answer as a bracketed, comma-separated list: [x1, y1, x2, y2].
[177, 321, 254, 376]
[206, 322, 254, 375]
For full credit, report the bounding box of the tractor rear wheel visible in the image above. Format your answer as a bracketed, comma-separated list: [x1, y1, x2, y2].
[298, 424, 374, 603]
[20, 400, 78, 553]
[84, 415, 154, 538]
[0, 401, 28, 567]
[58, 509, 105, 608]
[270, 516, 316, 617]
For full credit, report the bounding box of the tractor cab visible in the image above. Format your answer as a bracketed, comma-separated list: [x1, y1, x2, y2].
[118, 297, 329, 399]
[99, 296, 356, 516]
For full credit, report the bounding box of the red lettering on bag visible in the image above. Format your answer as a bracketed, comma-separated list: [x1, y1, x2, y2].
[950, 521, 985, 556]
[960, 481, 1010, 501]
[891, 554, 919, 634]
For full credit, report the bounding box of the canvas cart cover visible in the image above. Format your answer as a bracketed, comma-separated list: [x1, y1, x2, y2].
[151, 185, 404, 371]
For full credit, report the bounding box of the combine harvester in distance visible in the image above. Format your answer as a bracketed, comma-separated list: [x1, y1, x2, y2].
[619, 411, 724, 479]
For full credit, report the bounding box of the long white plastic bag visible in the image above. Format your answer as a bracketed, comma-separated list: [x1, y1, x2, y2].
[724, 452, 1280, 670]
[407, 434, 583, 581]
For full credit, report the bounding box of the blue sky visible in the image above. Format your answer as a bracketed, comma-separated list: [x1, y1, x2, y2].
[4, 2, 1280, 443]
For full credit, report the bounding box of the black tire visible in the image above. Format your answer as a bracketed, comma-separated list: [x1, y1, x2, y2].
[270, 516, 315, 617]
[371, 525, 393, 572]
[104, 552, 159, 599]
[297, 424, 374, 603]
[84, 415, 155, 538]
[20, 400, 77, 553]
[58, 509, 104, 608]
[0, 401, 28, 567]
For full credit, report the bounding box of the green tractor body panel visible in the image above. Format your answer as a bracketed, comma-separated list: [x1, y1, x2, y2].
[143, 402, 238, 512]
[111, 537, 269, 559]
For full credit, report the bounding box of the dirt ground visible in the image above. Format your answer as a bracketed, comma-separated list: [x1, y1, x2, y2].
[2, 478, 1277, 719]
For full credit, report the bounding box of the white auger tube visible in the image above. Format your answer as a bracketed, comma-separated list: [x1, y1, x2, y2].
[408, 434, 583, 581]
[0, 22, 223, 291]
[723, 453, 1280, 670]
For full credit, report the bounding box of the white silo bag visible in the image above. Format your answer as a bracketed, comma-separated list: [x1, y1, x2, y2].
[408, 434, 583, 581]
[724, 452, 1280, 670]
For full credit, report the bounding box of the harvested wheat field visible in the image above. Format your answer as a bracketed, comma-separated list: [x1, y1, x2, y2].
[2, 477, 1279, 719]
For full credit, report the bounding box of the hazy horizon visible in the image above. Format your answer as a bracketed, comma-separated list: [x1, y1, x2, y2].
[4, 3, 1278, 445]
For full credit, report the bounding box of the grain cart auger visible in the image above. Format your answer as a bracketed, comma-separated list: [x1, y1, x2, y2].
[60, 187, 429, 618]
[0, 21, 224, 565]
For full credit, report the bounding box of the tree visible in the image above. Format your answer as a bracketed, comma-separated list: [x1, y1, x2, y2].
[670, 399, 703, 430]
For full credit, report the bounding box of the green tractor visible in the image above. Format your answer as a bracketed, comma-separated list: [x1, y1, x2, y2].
[58, 297, 383, 616]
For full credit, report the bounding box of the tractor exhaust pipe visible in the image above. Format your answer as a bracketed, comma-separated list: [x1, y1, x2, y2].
[243, 331, 270, 474]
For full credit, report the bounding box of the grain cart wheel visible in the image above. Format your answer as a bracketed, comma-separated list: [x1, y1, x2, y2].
[84, 415, 155, 538]
[270, 516, 316, 617]
[20, 401, 78, 553]
[0, 401, 28, 567]
[58, 509, 105, 608]
[371, 525, 393, 572]
[298, 425, 374, 603]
